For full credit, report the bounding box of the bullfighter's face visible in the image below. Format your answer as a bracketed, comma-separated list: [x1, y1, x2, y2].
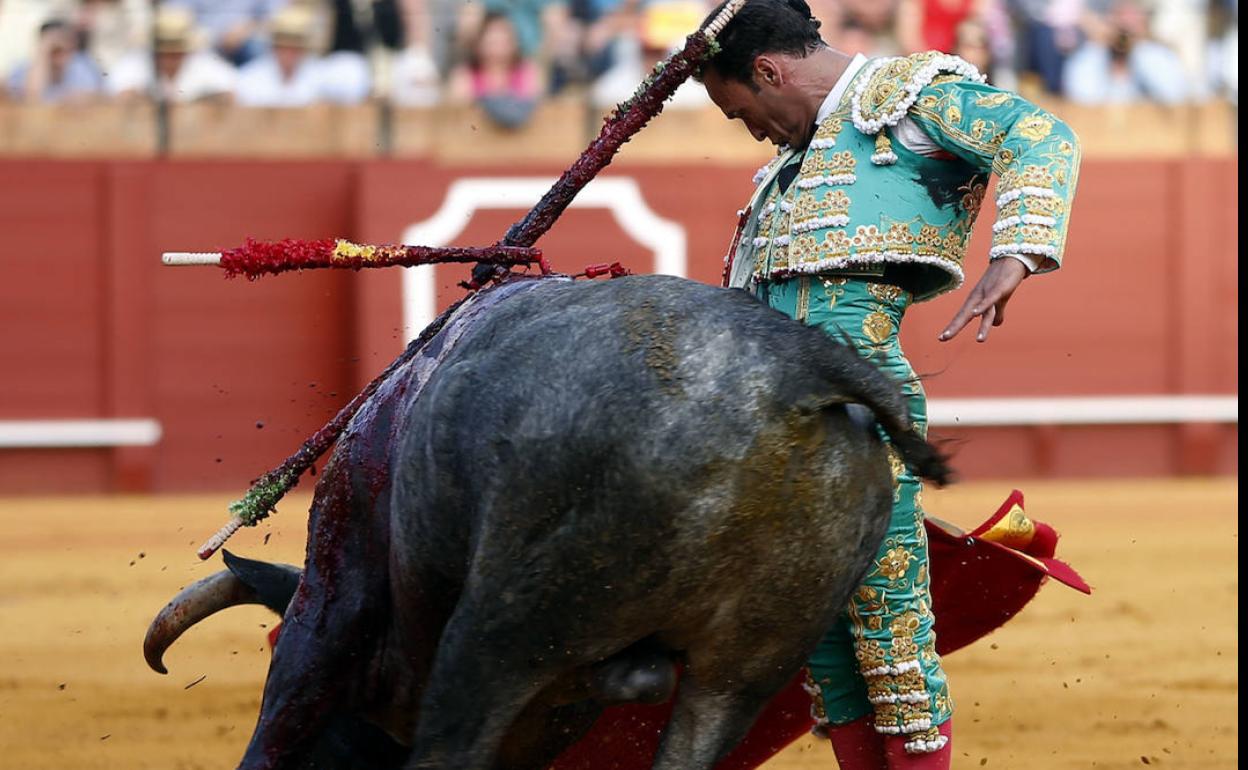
[702, 56, 812, 150]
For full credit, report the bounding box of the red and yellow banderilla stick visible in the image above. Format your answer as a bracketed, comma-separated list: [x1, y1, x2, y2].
[189, 0, 748, 559]
[163, 239, 547, 279]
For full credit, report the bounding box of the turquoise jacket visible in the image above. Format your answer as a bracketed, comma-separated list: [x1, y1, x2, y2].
[729, 52, 1081, 302]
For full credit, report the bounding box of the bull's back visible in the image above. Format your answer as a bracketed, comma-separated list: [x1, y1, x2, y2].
[389, 275, 893, 641]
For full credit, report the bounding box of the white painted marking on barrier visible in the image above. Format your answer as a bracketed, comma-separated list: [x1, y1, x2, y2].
[399, 177, 686, 341]
[926, 396, 1237, 427]
[0, 419, 163, 448]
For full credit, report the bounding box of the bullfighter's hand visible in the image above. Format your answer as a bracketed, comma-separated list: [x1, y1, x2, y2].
[938, 257, 1029, 343]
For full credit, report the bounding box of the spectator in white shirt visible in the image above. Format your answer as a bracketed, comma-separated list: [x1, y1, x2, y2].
[235, 5, 324, 107]
[108, 7, 237, 102]
[235, 5, 371, 107]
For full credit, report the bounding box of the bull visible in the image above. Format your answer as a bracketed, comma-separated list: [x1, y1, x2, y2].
[145, 274, 949, 770]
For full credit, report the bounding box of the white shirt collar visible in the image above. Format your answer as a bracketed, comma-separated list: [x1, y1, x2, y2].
[816, 53, 868, 124]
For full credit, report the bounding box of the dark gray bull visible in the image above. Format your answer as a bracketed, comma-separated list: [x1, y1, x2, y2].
[145, 274, 949, 770]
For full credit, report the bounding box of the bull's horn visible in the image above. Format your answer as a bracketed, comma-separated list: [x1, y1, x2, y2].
[143, 569, 262, 674]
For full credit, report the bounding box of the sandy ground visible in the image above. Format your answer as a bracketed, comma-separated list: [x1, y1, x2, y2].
[0, 479, 1237, 769]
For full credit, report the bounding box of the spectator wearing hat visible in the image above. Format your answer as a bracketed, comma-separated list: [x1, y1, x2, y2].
[236, 5, 370, 107]
[167, 0, 289, 67]
[108, 7, 237, 102]
[5, 18, 104, 104]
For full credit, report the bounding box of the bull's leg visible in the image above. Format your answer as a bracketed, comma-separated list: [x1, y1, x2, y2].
[496, 694, 603, 770]
[403, 603, 569, 770]
[650, 615, 832, 770]
[647, 669, 778, 770]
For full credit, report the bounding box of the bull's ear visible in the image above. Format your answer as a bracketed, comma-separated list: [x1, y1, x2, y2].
[222, 550, 303, 616]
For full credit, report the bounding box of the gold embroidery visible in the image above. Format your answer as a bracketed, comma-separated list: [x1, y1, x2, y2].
[960, 179, 987, 218]
[975, 92, 1013, 107]
[876, 546, 915, 582]
[793, 189, 851, 223]
[863, 310, 894, 345]
[998, 195, 1065, 220]
[819, 276, 847, 309]
[1016, 113, 1054, 142]
[812, 116, 844, 142]
[1000, 164, 1056, 191]
[802, 149, 857, 177]
[855, 639, 889, 668]
[867, 282, 904, 303]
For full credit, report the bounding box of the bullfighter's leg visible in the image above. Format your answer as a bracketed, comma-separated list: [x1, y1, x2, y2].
[785, 277, 953, 758]
[239, 455, 391, 769]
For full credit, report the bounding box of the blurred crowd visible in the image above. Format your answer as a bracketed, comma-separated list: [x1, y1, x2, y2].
[0, 0, 1238, 128]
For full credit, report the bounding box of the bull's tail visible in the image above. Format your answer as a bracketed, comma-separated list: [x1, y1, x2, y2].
[800, 333, 954, 487]
[880, 422, 953, 487]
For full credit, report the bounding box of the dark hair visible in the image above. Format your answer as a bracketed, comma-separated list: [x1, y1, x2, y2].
[698, 0, 825, 86]
[39, 19, 71, 37]
[468, 11, 524, 72]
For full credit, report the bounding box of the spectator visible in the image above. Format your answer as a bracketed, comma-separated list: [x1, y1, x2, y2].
[832, 14, 880, 57]
[551, 0, 630, 89]
[823, 0, 902, 58]
[1151, 0, 1213, 99]
[1010, 0, 1086, 95]
[953, 17, 992, 72]
[5, 18, 104, 104]
[897, 0, 983, 55]
[591, 0, 710, 110]
[457, 0, 575, 74]
[978, 0, 1018, 88]
[75, 0, 151, 76]
[1210, 0, 1237, 103]
[107, 7, 237, 103]
[448, 11, 541, 127]
[318, 0, 374, 103]
[390, 0, 448, 106]
[235, 5, 326, 106]
[167, 0, 289, 67]
[1063, 0, 1189, 104]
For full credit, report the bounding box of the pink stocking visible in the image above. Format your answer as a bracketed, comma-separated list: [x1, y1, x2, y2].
[827, 715, 887, 770]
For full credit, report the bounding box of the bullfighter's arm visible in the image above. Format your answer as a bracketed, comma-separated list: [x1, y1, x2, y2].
[906, 79, 1082, 274]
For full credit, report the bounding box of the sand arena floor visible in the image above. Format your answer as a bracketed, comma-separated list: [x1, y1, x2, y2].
[0, 479, 1237, 769]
